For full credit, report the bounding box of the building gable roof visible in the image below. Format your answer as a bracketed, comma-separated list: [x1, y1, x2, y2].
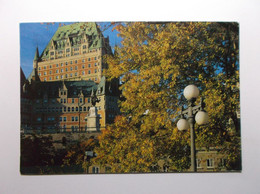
[40, 22, 104, 60]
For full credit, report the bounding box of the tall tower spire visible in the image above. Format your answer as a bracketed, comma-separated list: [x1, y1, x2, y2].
[34, 46, 39, 62]
[33, 46, 39, 69]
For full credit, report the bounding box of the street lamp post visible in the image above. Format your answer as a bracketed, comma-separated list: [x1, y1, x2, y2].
[177, 85, 209, 172]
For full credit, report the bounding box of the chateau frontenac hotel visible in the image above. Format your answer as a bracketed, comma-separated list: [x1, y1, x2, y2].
[21, 22, 120, 134]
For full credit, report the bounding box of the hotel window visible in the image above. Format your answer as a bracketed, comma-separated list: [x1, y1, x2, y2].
[82, 64, 85, 69]
[56, 69, 59, 73]
[83, 45, 86, 49]
[82, 59, 85, 62]
[49, 65, 52, 68]
[70, 67, 73, 71]
[65, 68, 68, 72]
[70, 73, 72, 77]
[82, 71, 85, 75]
[70, 61, 73, 64]
[63, 107, 66, 112]
[66, 48, 70, 52]
[88, 70, 91, 74]
[49, 77, 52, 80]
[92, 167, 99, 174]
[84, 107, 86, 111]
[75, 60, 77, 64]
[75, 72, 78, 76]
[56, 76, 59, 80]
[88, 64, 91, 67]
[60, 117, 62, 121]
[75, 116, 78, 121]
[95, 57, 97, 60]
[64, 99, 66, 103]
[68, 107, 70, 112]
[79, 107, 82, 111]
[74, 48, 79, 51]
[50, 52, 54, 56]
[61, 63, 63, 67]
[61, 69, 63, 72]
[72, 98, 74, 103]
[38, 67, 41, 70]
[221, 159, 227, 167]
[49, 70, 52, 74]
[65, 61, 68, 65]
[196, 159, 202, 168]
[207, 159, 214, 168]
[61, 75, 63, 79]
[72, 107, 74, 112]
[56, 64, 59, 67]
[88, 58, 91, 61]
[44, 78, 47, 81]
[95, 63, 97, 66]
[60, 99, 63, 103]
[63, 117, 67, 122]
[80, 98, 83, 103]
[88, 98, 90, 103]
[95, 69, 97, 73]
[44, 72, 47, 75]
[72, 117, 74, 121]
[75, 66, 78, 70]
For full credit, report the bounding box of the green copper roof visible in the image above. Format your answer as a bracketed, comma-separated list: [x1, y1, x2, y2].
[40, 22, 103, 59]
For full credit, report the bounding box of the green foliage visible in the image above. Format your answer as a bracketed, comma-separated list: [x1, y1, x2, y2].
[96, 22, 240, 172]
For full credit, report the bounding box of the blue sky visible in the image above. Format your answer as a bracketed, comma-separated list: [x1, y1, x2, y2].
[20, 22, 121, 78]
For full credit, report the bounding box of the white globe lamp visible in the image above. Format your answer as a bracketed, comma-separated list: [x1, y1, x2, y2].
[183, 85, 200, 101]
[177, 119, 189, 131]
[195, 111, 209, 125]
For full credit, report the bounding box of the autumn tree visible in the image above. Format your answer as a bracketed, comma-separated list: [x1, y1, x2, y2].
[21, 134, 56, 174]
[62, 137, 99, 173]
[94, 22, 240, 172]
